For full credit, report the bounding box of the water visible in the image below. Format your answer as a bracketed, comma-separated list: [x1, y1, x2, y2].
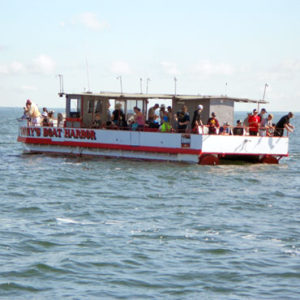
[0, 108, 300, 299]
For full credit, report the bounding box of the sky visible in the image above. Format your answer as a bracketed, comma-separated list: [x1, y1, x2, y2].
[1, 0, 300, 111]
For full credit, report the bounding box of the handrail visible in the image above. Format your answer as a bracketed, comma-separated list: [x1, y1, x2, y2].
[19, 121, 290, 137]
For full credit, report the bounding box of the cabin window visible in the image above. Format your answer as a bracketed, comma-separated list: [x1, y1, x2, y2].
[69, 98, 81, 118]
[126, 99, 144, 115]
[136, 100, 143, 111]
[88, 100, 94, 113]
[95, 100, 102, 113]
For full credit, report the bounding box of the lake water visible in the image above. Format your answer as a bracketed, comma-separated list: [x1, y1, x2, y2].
[0, 108, 300, 299]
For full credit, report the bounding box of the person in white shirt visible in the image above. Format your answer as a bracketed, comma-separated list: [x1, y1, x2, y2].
[25, 99, 41, 126]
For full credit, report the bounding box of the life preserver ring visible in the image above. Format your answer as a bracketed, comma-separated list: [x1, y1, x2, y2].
[199, 154, 219, 165]
[260, 155, 279, 164]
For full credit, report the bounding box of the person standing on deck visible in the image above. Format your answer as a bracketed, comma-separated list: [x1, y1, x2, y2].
[191, 105, 203, 132]
[207, 112, 220, 134]
[25, 99, 41, 126]
[176, 105, 190, 132]
[248, 108, 260, 136]
[159, 104, 168, 125]
[274, 112, 295, 136]
[147, 103, 159, 128]
[258, 108, 268, 136]
[266, 114, 275, 136]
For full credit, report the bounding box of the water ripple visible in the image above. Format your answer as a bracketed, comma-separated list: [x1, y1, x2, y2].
[1, 109, 300, 299]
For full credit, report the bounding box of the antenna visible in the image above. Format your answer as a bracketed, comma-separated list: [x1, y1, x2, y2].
[58, 74, 64, 97]
[116, 76, 123, 94]
[174, 77, 177, 95]
[262, 83, 268, 100]
[225, 82, 228, 96]
[85, 57, 91, 92]
[140, 78, 143, 94]
[146, 78, 150, 94]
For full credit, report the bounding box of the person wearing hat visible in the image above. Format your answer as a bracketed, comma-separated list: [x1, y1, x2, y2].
[207, 112, 220, 134]
[191, 104, 204, 132]
[248, 108, 260, 136]
[25, 99, 41, 126]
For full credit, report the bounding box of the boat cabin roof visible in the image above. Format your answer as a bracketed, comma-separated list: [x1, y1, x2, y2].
[63, 92, 268, 104]
[63, 91, 268, 129]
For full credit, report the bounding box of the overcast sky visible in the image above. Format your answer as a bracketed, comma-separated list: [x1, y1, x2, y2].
[1, 0, 300, 111]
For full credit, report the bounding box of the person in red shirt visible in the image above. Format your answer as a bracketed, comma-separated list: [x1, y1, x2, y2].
[248, 108, 260, 136]
[207, 112, 220, 134]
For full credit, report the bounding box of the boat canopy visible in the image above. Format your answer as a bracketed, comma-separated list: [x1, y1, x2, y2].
[62, 91, 268, 128]
[63, 91, 268, 104]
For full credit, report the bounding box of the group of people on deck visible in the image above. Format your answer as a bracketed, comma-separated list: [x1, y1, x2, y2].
[108, 103, 295, 136]
[22, 98, 295, 137]
[21, 99, 63, 127]
[243, 108, 294, 137]
[200, 107, 294, 137]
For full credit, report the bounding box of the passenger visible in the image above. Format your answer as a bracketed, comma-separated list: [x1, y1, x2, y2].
[106, 102, 112, 127]
[132, 106, 145, 130]
[19, 107, 30, 126]
[233, 120, 244, 135]
[258, 108, 268, 136]
[25, 99, 41, 126]
[176, 105, 190, 132]
[166, 106, 176, 131]
[112, 103, 126, 128]
[266, 114, 275, 136]
[92, 113, 101, 128]
[219, 122, 232, 135]
[167, 106, 173, 122]
[47, 111, 54, 127]
[147, 103, 159, 128]
[20, 107, 29, 120]
[57, 113, 64, 127]
[159, 104, 167, 125]
[243, 112, 251, 135]
[41, 107, 49, 126]
[191, 105, 203, 132]
[159, 115, 172, 132]
[274, 112, 295, 136]
[42, 107, 48, 118]
[248, 108, 260, 136]
[207, 112, 220, 134]
[42, 114, 49, 126]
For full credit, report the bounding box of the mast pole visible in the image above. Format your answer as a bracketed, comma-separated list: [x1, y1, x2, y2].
[116, 76, 123, 94]
[146, 78, 150, 94]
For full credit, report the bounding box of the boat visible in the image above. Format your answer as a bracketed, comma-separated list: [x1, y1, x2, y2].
[17, 91, 289, 165]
